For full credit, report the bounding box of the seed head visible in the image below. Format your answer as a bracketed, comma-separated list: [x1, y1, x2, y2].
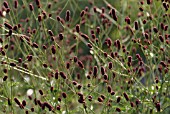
[48, 3, 51, 9]
[153, 27, 158, 33]
[58, 33, 63, 40]
[3, 1, 9, 8]
[105, 38, 112, 47]
[51, 45, 56, 54]
[72, 81, 77, 85]
[164, 25, 168, 31]
[108, 62, 113, 69]
[66, 62, 70, 69]
[73, 56, 78, 63]
[163, 2, 168, 11]
[32, 42, 39, 48]
[128, 56, 132, 63]
[116, 40, 121, 50]
[87, 43, 92, 48]
[14, 0, 18, 9]
[29, 4, 34, 11]
[7, 29, 12, 36]
[135, 99, 140, 106]
[155, 102, 160, 112]
[14, 97, 21, 106]
[4, 22, 13, 29]
[143, 19, 147, 24]
[62, 92, 67, 98]
[93, 66, 98, 76]
[85, 6, 89, 11]
[160, 61, 166, 67]
[104, 74, 108, 80]
[87, 75, 90, 79]
[27, 55, 33, 61]
[43, 63, 48, 68]
[144, 32, 149, 39]
[60, 72, 67, 79]
[80, 10, 85, 17]
[116, 107, 121, 112]
[18, 58, 22, 63]
[78, 97, 85, 104]
[65, 10, 71, 21]
[147, 0, 152, 5]
[134, 21, 139, 30]
[125, 16, 131, 24]
[35, 0, 40, 8]
[93, 6, 97, 13]
[6, 8, 11, 13]
[8, 98, 11, 105]
[159, 35, 164, 42]
[77, 73, 80, 79]
[139, 7, 143, 11]
[42, 45, 47, 50]
[107, 85, 112, 93]
[3, 76, 8, 81]
[117, 96, 121, 103]
[42, 11, 47, 19]
[110, 52, 114, 58]
[31, 107, 34, 112]
[48, 30, 54, 36]
[100, 95, 105, 100]
[38, 15, 42, 22]
[111, 91, 115, 95]
[81, 33, 89, 40]
[88, 95, 92, 101]
[39, 89, 43, 95]
[96, 26, 100, 34]
[41, 103, 45, 110]
[34, 98, 37, 105]
[10, 62, 16, 67]
[37, 100, 42, 107]
[4, 44, 8, 49]
[56, 105, 61, 110]
[3, 69, 8, 73]
[77, 84, 82, 89]
[160, 22, 164, 30]
[101, 66, 105, 75]
[25, 111, 28, 114]
[98, 97, 103, 102]
[56, 16, 61, 21]
[22, 100, 26, 106]
[28, 96, 32, 100]
[78, 60, 84, 69]
[130, 102, 135, 107]
[58, 97, 62, 102]
[111, 9, 117, 21]
[103, 52, 108, 58]
[76, 24, 80, 33]
[44, 102, 53, 111]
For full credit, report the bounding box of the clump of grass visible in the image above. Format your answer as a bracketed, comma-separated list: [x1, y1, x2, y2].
[0, 0, 170, 114]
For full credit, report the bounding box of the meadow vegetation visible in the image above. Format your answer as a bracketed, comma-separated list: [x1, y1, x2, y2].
[0, 0, 170, 113]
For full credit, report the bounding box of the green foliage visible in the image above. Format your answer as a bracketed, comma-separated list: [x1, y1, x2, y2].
[0, 0, 170, 114]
